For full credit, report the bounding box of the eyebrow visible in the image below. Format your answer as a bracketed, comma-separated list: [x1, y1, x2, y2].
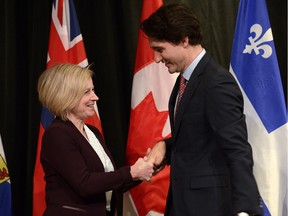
[151, 45, 163, 50]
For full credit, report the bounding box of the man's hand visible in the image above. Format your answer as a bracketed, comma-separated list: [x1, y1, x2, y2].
[146, 141, 166, 166]
[145, 141, 166, 176]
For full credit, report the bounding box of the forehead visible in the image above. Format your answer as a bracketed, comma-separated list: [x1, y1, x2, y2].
[84, 77, 94, 87]
[148, 39, 173, 49]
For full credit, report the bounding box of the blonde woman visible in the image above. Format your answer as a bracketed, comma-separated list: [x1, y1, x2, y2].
[38, 63, 153, 216]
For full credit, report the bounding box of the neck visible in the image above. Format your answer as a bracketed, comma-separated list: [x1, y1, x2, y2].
[185, 45, 203, 67]
[67, 114, 85, 133]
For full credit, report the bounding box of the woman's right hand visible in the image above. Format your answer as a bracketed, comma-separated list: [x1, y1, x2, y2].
[130, 158, 154, 182]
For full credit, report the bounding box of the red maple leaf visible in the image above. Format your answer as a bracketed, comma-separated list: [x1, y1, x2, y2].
[126, 92, 170, 215]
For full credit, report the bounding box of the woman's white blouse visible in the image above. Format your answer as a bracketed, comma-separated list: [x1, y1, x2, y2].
[84, 124, 115, 211]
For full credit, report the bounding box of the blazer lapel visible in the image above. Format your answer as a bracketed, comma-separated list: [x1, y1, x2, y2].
[168, 74, 180, 129]
[171, 53, 211, 139]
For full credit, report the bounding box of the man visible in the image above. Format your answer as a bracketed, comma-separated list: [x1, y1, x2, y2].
[142, 3, 262, 216]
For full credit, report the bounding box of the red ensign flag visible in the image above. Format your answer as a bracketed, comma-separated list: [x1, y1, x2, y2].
[125, 0, 177, 215]
[32, 0, 103, 215]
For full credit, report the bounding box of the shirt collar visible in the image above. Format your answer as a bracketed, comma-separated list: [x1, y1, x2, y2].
[182, 49, 206, 81]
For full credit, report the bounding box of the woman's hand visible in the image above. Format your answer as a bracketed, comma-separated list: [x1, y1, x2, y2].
[130, 158, 154, 182]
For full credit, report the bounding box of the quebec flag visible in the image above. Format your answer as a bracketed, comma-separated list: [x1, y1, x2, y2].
[0, 134, 12, 216]
[229, 0, 288, 215]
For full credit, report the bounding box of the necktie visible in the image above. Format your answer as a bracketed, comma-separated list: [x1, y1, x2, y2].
[175, 75, 187, 112]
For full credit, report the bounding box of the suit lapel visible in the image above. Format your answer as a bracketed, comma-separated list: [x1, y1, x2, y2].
[170, 53, 211, 139]
[169, 75, 181, 128]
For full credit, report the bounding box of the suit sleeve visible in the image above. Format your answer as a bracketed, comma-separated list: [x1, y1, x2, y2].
[205, 71, 261, 214]
[164, 137, 173, 165]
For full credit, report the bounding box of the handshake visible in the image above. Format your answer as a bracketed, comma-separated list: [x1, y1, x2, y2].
[130, 141, 166, 182]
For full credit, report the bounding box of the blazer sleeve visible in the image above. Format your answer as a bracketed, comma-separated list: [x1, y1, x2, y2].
[164, 137, 173, 165]
[205, 69, 261, 214]
[88, 125, 142, 193]
[41, 124, 137, 198]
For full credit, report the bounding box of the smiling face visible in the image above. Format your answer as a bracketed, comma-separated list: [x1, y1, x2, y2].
[68, 78, 98, 121]
[149, 38, 189, 74]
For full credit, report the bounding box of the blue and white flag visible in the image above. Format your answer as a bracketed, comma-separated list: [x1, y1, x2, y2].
[230, 0, 288, 215]
[0, 135, 12, 216]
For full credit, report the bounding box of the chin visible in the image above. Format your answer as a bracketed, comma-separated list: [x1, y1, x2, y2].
[88, 113, 95, 117]
[168, 70, 177, 74]
[85, 112, 95, 118]
[167, 66, 176, 74]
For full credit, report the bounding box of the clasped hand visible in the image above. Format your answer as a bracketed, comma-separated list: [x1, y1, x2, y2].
[144, 141, 167, 176]
[130, 158, 154, 182]
[130, 141, 166, 182]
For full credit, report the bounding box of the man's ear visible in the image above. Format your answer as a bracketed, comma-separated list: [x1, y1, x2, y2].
[181, 36, 189, 47]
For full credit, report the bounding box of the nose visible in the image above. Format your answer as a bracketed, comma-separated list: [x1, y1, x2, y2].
[92, 91, 99, 101]
[154, 52, 162, 63]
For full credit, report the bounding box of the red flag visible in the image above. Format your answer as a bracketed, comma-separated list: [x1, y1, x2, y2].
[125, 0, 177, 215]
[32, 1, 103, 215]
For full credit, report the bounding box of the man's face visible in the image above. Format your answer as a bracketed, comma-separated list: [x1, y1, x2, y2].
[148, 38, 187, 74]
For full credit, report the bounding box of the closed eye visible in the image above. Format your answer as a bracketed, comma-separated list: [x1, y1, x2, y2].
[84, 88, 94, 95]
[154, 48, 164, 53]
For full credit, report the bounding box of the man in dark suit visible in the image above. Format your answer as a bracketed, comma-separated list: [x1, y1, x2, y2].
[141, 3, 262, 216]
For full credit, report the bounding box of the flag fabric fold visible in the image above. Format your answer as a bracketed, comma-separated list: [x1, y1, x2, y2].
[125, 0, 177, 215]
[33, 0, 103, 215]
[0, 135, 12, 216]
[229, 0, 288, 215]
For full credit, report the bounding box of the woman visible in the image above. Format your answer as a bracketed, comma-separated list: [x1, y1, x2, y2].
[38, 63, 154, 216]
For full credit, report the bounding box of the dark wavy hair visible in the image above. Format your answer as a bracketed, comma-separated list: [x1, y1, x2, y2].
[140, 3, 202, 46]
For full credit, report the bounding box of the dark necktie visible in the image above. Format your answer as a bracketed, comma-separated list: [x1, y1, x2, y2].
[175, 75, 187, 112]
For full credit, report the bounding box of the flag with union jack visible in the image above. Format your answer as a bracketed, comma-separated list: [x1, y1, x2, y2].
[124, 0, 177, 215]
[33, 0, 103, 215]
[229, 0, 287, 215]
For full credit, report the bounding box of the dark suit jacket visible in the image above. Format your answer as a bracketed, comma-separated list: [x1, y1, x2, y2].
[164, 54, 262, 216]
[41, 118, 139, 216]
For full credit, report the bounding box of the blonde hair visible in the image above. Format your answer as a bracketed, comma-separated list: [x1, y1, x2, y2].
[38, 63, 94, 120]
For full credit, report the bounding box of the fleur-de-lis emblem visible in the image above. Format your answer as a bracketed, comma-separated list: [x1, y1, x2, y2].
[243, 24, 273, 58]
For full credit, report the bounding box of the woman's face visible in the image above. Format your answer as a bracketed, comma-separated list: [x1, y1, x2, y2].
[69, 78, 98, 121]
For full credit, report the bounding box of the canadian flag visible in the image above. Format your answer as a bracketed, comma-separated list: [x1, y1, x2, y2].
[125, 0, 177, 215]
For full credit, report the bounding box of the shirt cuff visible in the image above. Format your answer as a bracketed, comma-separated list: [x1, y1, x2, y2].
[237, 213, 249, 216]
